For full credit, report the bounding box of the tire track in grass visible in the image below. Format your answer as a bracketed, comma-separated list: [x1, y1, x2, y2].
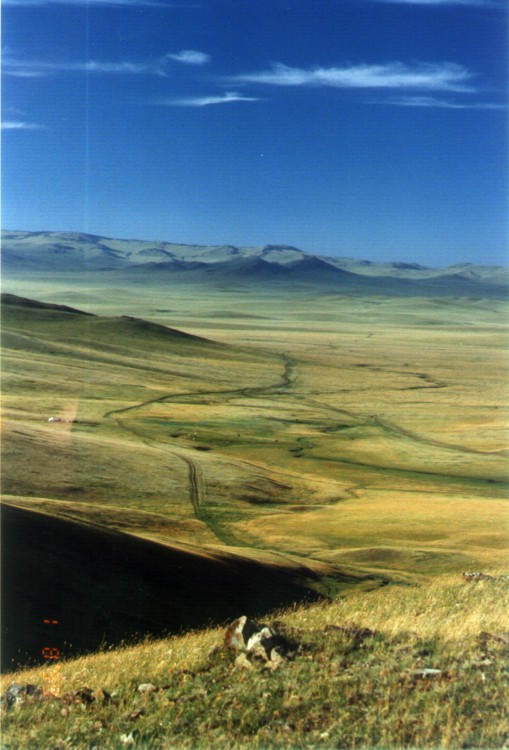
[103, 353, 295, 528]
[373, 415, 509, 457]
[180, 454, 205, 516]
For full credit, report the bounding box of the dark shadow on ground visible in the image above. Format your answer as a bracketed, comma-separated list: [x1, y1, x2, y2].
[1, 503, 327, 671]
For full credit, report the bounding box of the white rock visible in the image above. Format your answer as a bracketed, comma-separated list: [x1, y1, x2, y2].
[137, 683, 157, 695]
[246, 627, 276, 659]
[411, 668, 442, 678]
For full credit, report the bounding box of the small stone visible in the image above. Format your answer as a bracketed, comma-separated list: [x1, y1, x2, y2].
[25, 684, 42, 698]
[270, 648, 285, 665]
[137, 683, 157, 695]
[5, 683, 26, 708]
[75, 688, 95, 704]
[411, 668, 442, 678]
[128, 708, 146, 721]
[4, 683, 44, 709]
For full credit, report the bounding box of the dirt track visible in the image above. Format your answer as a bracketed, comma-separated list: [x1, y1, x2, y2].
[103, 353, 295, 524]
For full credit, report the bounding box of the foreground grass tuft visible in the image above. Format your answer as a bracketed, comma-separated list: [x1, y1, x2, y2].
[2, 575, 508, 749]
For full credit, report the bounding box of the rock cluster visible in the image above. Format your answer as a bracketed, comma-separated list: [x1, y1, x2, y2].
[224, 615, 293, 669]
[2, 682, 43, 709]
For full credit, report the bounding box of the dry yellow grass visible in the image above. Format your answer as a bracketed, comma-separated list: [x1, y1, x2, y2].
[233, 490, 509, 573]
[2, 286, 508, 584]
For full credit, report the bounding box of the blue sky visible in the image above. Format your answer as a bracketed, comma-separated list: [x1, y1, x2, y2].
[2, 0, 507, 265]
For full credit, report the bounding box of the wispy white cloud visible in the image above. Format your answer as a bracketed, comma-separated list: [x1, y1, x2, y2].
[83, 60, 155, 74]
[166, 50, 210, 65]
[3, 57, 156, 77]
[167, 91, 260, 107]
[231, 61, 474, 93]
[1, 120, 44, 130]
[2, 49, 210, 77]
[3, 68, 48, 78]
[391, 95, 508, 109]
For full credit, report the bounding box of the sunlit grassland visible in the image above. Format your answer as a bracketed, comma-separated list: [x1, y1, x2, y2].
[1, 278, 508, 584]
[233, 490, 509, 576]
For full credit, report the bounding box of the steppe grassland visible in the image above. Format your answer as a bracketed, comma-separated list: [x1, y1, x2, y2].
[1, 576, 508, 750]
[2, 274, 508, 580]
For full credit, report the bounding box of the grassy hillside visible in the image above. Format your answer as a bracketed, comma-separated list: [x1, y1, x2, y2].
[3, 290, 506, 554]
[1, 575, 508, 749]
[2, 288, 508, 681]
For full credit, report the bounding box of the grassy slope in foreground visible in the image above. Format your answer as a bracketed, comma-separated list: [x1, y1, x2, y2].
[1, 575, 508, 749]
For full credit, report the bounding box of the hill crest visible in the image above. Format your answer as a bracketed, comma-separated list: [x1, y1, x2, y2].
[2, 229, 507, 294]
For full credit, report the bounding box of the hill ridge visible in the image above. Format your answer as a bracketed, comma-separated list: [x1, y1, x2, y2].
[1, 293, 215, 346]
[0, 293, 96, 317]
[2, 230, 506, 290]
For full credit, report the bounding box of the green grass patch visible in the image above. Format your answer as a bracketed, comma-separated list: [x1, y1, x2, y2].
[2, 576, 508, 749]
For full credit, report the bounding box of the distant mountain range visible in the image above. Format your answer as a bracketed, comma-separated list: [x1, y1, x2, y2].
[2, 230, 507, 296]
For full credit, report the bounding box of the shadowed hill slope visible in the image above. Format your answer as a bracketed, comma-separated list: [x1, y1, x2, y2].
[1, 502, 328, 671]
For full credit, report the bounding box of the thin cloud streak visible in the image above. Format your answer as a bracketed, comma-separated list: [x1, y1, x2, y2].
[231, 61, 475, 93]
[4, 69, 48, 78]
[2, 50, 207, 77]
[167, 91, 260, 107]
[166, 50, 210, 65]
[3, 58, 156, 76]
[1, 120, 44, 129]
